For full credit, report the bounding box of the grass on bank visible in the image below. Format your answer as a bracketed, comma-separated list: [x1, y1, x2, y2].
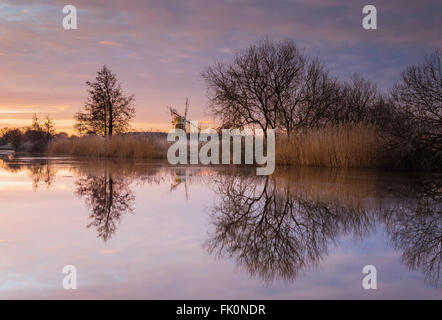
[48, 125, 380, 168]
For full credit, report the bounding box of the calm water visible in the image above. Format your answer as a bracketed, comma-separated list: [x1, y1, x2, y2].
[0, 155, 441, 299]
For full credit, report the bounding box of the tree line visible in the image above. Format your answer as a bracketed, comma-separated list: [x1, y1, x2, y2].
[1, 39, 440, 169]
[202, 39, 441, 169]
[0, 114, 57, 152]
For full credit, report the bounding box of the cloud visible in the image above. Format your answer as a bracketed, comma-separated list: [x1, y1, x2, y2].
[98, 41, 122, 47]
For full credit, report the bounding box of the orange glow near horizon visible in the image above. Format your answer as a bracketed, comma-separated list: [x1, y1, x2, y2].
[0, 118, 173, 134]
[0, 116, 217, 135]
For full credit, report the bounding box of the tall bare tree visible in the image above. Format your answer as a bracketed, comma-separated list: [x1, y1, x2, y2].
[203, 39, 341, 136]
[203, 39, 301, 135]
[75, 65, 135, 136]
[330, 74, 380, 125]
[390, 49, 442, 168]
[393, 50, 442, 130]
[297, 58, 341, 129]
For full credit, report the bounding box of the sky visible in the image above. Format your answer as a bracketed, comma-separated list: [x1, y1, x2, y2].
[0, 0, 441, 133]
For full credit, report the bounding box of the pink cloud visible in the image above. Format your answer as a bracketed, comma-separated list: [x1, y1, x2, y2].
[98, 41, 122, 47]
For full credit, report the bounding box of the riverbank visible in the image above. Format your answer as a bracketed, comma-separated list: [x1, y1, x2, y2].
[47, 125, 384, 168]
[48, 133, 168, 159]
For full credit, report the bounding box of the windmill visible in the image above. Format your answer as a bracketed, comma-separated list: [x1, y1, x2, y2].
[169, 98, 191, 133]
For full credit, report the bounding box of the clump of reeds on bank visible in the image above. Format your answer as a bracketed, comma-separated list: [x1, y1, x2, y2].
[275, 124, 380, 168]
[48, 134, 169, 159]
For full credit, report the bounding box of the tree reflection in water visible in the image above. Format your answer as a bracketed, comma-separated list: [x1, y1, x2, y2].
[206, 170, 441, 287]
[30, 165, 56, 190]
[0, 156, 440, 287]
[205, 172, 373, 283]
[73, 163, 197, 242]
[0, 156, 56, 190]
[381, 180, 442, 287]
[75, 169, 135, 242]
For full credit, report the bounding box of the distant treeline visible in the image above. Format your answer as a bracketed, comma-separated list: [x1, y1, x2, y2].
[0, 114, 60, 153]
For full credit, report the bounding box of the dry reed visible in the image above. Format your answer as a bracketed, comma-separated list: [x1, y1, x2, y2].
[275, 124, 379, 168]
[49, 125, 381, 168]
[48, 134, 169, 159]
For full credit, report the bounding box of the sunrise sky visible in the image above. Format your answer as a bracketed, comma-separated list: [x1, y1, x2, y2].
[0, 0, 440, 133]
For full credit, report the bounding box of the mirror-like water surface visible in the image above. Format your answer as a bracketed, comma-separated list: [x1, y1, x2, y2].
[0, 155, 441, 299]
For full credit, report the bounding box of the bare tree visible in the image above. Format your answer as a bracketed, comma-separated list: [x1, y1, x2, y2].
[298, 59, 341, 129]
[203, 39, 344, 136]
[393, 50, 442, 131]
[2, 128, 23, 150]
[203, 39, 300, 134]
[390, 49, 442, 168]
[75, 65, 136, 136]
[31, 114, 55, 138]
[331, 74, 380, 125]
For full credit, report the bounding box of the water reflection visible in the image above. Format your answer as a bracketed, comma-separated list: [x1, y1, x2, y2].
[381, 180, 442, 287]
[170, 168, 189, 200]
[205, 171, 375, 283]
[206, 169, 441, 287]
[31, 165, 56, 190]
[72, 162, 170, 241]
[0, 155, 441, 289]
[75, 169, 135, 242]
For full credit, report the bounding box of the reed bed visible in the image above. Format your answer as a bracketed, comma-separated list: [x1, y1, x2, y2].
[49, 125, 381, 168]
[48, 134, 169, 159]
[275, 125, 380, 168]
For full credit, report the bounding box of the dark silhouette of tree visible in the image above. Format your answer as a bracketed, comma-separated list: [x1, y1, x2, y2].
[297, 58, 341, 129]
[330, 74, 382, 125]
[0, 115, 55, 152]
[1, 128, 23, 150]
[75, 169, 135, 242]
[390, 49, 442, 169]
[21, 114, 56, 152]
[203, 38, 366, 136]
[31, 114, 55, 138]
[74, 65, 135, 136]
